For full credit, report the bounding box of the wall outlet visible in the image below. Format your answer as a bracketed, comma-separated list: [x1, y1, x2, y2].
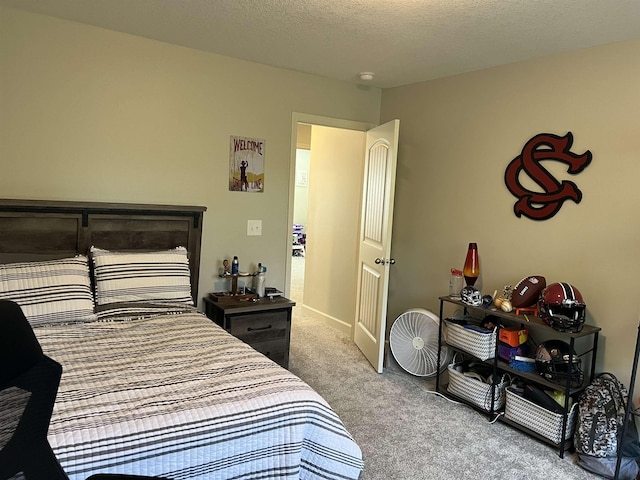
[247, 219, 262, 236]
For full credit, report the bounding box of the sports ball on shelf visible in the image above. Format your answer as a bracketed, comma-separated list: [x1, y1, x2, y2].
[511, 275, 546, 308]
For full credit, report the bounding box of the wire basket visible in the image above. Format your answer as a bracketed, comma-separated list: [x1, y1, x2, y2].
[447, 363, 506, 412]
[504, 387, 576, 444]
[444, 320, 497, 361]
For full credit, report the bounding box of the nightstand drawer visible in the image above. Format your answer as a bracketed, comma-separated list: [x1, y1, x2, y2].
[229, 311, 289, 341]
[250, 338, 288, 365]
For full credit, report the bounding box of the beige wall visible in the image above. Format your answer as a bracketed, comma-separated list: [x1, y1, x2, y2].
[294, 125, 311, 228]
[0, 7, 381, 304]
[381, 39, 640, 383]
[296, 124, 312, 150]
[304, 126, 365, 333]
[293, 149, 310, 228]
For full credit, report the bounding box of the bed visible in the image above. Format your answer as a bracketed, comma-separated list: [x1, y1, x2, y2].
[0, 199, 363, 480]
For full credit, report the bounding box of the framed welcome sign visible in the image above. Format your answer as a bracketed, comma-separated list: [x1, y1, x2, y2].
[229, 135, 265, 193]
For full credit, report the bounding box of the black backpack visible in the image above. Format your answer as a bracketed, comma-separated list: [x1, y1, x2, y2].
[575, 373, 640, 479]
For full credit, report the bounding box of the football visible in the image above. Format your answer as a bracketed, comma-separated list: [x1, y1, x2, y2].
[511, 275, 546, 308]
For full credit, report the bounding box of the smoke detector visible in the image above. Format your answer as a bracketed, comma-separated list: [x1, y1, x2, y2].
[359, 72, 375, 81]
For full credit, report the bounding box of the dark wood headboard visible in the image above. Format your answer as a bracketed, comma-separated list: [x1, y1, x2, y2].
[0, 199, 207, 302]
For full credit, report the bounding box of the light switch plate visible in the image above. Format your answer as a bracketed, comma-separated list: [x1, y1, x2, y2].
[247, 219, 262, 236]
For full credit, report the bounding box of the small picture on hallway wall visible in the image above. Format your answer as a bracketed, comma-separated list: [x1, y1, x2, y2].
[229, 135, 265, 192]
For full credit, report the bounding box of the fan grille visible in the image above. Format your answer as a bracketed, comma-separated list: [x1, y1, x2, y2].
[390, 308, 450, 377]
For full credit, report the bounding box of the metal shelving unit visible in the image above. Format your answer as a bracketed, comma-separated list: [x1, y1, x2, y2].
[436, 295, 601, 458]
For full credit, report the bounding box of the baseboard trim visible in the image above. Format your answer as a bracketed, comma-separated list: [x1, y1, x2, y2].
[300, 304, 353, 337]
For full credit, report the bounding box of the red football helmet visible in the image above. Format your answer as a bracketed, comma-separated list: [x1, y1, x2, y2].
[538, 282, 586, 332]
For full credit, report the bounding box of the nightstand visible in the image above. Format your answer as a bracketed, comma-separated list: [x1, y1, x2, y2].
[202, 296, 295, 369]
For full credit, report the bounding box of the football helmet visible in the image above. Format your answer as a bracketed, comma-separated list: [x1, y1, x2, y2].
[535, 340, 584, 388]
[538, 282, 586, 332]
[461, 286, 482, 306]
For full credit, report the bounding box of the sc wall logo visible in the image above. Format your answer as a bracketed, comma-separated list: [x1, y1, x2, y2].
[504, 132, 592, 221]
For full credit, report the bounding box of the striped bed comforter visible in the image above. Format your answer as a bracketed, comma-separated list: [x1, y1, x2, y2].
[34, 313, 363, 480]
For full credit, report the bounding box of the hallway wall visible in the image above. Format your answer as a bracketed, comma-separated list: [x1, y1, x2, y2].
[302, 125, 365, 333]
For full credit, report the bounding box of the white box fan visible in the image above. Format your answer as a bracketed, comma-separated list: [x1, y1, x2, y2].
[390, 308, 451, 377]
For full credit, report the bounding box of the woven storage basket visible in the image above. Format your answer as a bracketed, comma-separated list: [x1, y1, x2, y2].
[447, 364, 506, 412]
[445, 321, 497, 361]
[504, 387, 577, 444]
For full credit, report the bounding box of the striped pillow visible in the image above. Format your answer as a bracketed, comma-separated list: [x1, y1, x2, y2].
[91, 246, 193, 306]
[0, 256, 96, 327]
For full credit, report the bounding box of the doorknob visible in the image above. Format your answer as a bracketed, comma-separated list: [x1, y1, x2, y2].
[375, 258, 396, 265]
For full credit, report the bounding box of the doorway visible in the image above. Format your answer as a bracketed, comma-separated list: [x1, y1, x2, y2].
[290, 139, 309, 306]
[286, 114, 374, 338]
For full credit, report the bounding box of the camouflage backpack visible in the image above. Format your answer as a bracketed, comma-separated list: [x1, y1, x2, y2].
[575, 373, 640, 479]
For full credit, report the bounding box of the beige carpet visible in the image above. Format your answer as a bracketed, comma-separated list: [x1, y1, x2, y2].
[288, 256, 599, 480]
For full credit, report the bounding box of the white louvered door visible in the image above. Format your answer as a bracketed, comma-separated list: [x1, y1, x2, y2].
[354, 120, 399, 373]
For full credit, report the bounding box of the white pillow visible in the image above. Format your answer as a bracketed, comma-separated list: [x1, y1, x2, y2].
[90, 246, 193, 306]
[0, 256, 96, 327]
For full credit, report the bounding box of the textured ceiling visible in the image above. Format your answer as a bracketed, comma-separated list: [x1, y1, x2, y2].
[2, 0, 640, 88]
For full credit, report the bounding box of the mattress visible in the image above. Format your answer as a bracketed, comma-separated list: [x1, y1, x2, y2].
[34, 313, 363, 480]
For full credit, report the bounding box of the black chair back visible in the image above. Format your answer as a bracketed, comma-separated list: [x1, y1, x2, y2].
[0, 300, 170, 480]
[0, 300, 67, 480]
